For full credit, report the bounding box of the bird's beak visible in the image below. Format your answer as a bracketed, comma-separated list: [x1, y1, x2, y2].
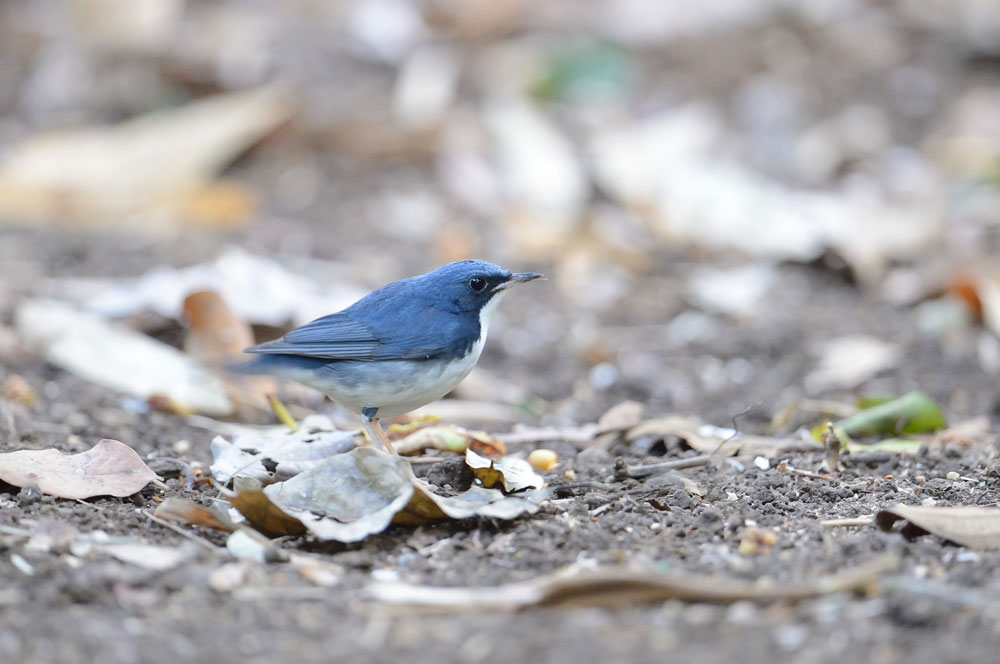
[494, 272, 544, 292]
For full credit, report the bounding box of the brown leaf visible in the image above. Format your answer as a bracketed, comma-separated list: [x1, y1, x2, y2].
[0, 439, 158, 499]
[154, 497, 237, 533]
[394, 425, 507, 458]
[465, 449, 545, 492]
[224, 478, 306, 537]
[0, 85, 292, 230]
[875, 504, 1000, 549]
[228, 448, 541, 542]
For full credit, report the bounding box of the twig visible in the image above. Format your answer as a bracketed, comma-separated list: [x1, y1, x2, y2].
[142, 510, 220, 551]
[823, 422, 843, 473]
[819, 516, 874, 528]
[615, 455, 712, 480]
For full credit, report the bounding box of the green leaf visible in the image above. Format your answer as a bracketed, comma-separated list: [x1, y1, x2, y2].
[846, 438, 923, 455]
[828, 391, 946, 441]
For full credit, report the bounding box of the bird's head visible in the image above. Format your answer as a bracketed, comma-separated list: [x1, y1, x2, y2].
[423, 260, 543, 314]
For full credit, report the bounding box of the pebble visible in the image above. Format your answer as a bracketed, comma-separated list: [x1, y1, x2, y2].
[173, 439, 192, 455]
[946, 471, 960, 481]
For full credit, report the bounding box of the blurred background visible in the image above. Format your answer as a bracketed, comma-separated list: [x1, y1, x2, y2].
[1, 0, 1000, 432]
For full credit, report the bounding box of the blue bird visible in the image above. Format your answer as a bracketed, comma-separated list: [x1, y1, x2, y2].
[239, 260, 542, 453]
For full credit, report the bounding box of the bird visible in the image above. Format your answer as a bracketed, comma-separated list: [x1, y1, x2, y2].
[237, 260, 542, 454]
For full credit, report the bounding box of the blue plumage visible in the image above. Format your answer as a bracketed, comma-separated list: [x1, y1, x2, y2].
[237, 260, 542, 453]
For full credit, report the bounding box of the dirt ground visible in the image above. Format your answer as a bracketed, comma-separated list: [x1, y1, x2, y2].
[3, 2, 1000, 663]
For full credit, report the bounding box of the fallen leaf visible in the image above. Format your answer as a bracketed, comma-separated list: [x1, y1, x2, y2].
[154, 497, 237, 533]
[465, 449, 545, 492]
[210, 415, 359, 483]
[103, 543, 196, 571]
[226, 528, 287, 563]
[876, 504, 1000, 549]
[0, 439, 158, 499]
[47, 247, 365, 328]
[626, 415, 805, 458]
[183, 289, 276, 411]
[229, 448, 541, 542]
[589, 105, 939, 282]
[16, 299, 232, 415]
[183, 290, 256, 362]
[288, 553, 343, 587]
[224, 478, 307, 538]
[394, 425, 506, 458]
[367, 553, 901, 610]
[597, 400, 644, 433]
[685, 264, 777, 319]
[0, 85, 292, 230]
[818, 391, 947, 444]
[805, 336, 902, 393]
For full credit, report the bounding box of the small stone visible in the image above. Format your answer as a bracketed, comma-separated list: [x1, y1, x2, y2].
[173, 439, 192, 455]
[946, 471, 960, 481]
[668, 488, 692, 510]
[17, 484, 42, 506]
[914, 475, 926, 484]
[698, 506, 724, 526]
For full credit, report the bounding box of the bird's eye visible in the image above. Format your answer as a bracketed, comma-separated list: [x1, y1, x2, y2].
[468, 276, 488, 292]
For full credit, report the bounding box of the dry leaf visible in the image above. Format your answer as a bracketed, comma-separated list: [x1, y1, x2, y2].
[183, 289, 276, 411]
[0, 439, 158, 499]
[876, 504, 1000, 550]
[805, 336, 902, 393]
[154, 497, 237, 533]
[210, 415, 359, 483]
[394, 425, 506, 457]
[626, 415, 803, 458]
[16, 299, 233, 416]
[0, 85, 292, 230]
[49, 247, 365, 328]
[228, 448, 541, 542]
[368, 553, 900, 610]
[224, 478, 307, 537]
[465, 449, 545, 492]
[102, 543, 195, 571]
[597, 400, 644, 433]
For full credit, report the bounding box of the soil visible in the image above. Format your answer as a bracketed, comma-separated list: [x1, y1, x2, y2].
[3, 2, 1000, 663]
[2, 230, 1000, 664]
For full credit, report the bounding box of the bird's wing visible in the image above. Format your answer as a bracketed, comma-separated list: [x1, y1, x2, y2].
[244, 313, 381, 360]
[244, 308, 477, 361]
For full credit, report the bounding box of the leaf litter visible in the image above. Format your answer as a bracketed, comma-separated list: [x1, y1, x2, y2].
[876, 505, 1000, 550]
[226, 447, 543, 542]
[0, 439, 158, 499]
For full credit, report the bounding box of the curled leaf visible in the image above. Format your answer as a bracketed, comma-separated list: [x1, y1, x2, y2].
[465, 449, 545, 492]
[394, 425, 507, 458]
[228, 448, 541, 542]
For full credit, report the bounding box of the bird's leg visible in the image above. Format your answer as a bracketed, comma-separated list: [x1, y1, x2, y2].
[361, 407, 397, 455]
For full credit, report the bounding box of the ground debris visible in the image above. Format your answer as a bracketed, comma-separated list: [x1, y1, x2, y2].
[876, 504, 1000, 550]
[367, 553, 901, 610]
[0, 439, 158, 499]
